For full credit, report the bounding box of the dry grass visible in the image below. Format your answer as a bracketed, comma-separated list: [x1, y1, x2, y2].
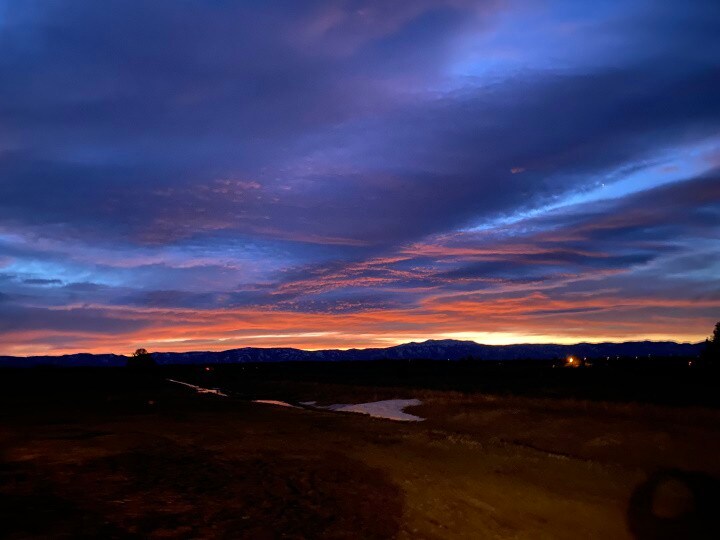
[2, 375, 719, 539]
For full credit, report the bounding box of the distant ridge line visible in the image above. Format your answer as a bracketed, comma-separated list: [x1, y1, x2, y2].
[0, 339, 704, 367]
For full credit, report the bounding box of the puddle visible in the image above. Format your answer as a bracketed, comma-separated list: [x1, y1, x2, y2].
[252, 399, 299, 409]
[167, 380, 423, 422]
[301, 399, 424, 422]
[166, 378, 228, 397]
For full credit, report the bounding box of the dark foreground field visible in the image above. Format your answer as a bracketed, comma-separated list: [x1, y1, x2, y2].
[2, 363, 720, 539]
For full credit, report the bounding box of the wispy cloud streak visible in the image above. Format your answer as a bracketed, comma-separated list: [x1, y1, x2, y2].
[0, 1, 718, 354]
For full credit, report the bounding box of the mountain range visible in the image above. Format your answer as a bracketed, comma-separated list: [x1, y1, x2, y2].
[0, 339, 704, 367]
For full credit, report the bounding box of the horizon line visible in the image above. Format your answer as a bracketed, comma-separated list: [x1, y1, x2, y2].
[1, 337, 704, 359]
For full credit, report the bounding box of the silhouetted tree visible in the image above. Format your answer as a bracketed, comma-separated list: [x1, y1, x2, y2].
[700, 322, 720, 368]
[127, 348, 157, 369]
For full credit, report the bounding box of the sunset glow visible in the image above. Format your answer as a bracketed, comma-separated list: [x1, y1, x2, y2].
[1, 1, 719, 356]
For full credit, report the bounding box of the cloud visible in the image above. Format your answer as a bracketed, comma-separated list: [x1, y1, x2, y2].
[22, 278, 62, 285]
[0, 1, 718, 353]
[1, 1, 717, 249]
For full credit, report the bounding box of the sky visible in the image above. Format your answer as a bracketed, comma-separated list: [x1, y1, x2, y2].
[0, 0, 719, 355]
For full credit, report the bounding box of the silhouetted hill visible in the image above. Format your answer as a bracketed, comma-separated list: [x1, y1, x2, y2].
[0, 339, 704, 367]
[0, 353, 127, 368]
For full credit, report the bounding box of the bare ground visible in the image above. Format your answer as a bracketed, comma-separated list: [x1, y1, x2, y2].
[2, 374, 719, 539]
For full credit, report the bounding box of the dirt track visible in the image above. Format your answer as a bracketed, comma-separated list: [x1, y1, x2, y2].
[2, 374, 719, 539]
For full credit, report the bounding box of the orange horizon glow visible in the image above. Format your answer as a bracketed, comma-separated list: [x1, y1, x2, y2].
[3, 332, 708, 357]
[1, 300, 712, 357]
[2, 2, 719, 363]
